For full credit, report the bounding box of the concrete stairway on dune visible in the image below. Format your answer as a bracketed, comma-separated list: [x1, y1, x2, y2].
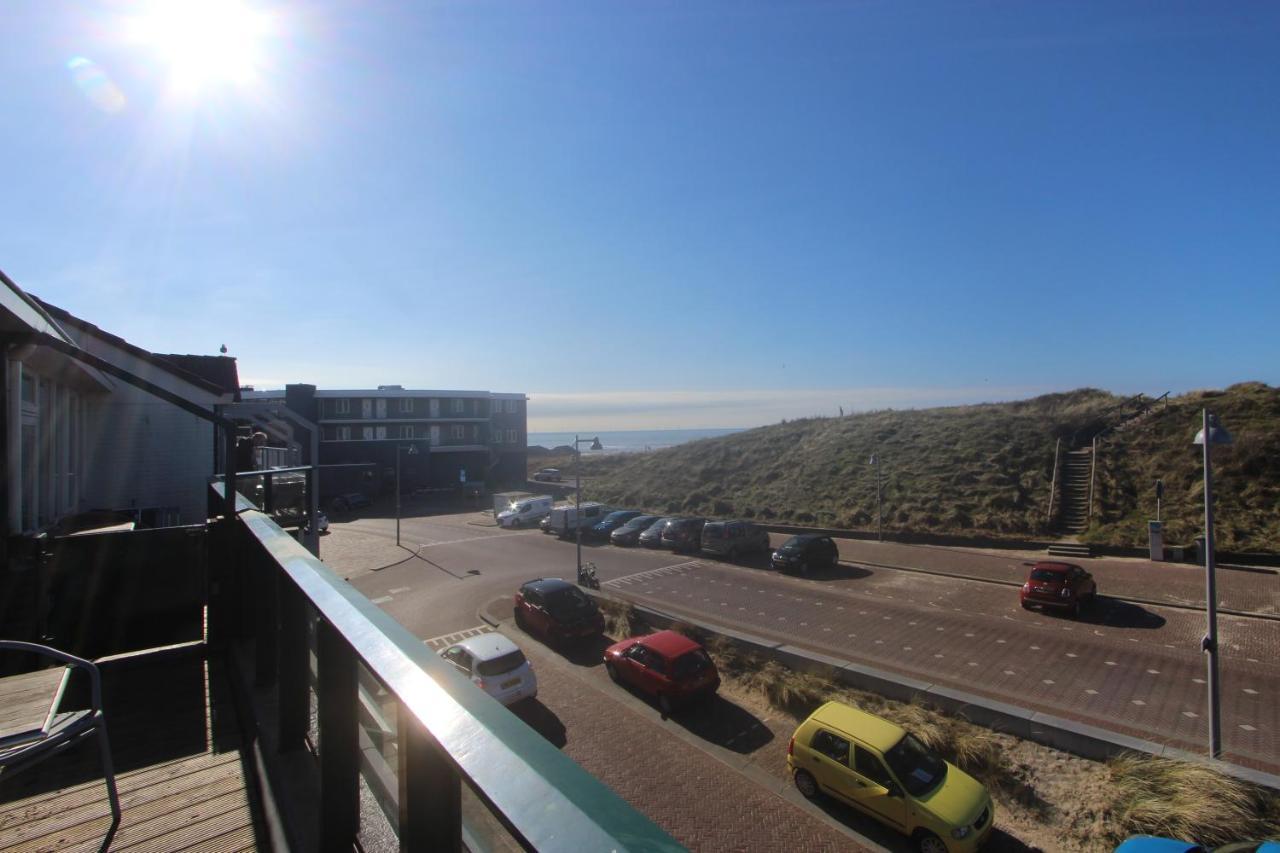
[1056, 448, 1092, 535]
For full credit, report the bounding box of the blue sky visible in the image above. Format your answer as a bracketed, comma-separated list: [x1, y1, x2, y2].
[2, 1, 1277, 430]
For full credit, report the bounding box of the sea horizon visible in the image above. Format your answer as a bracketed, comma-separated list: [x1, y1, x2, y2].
[527, 427, 743, 453]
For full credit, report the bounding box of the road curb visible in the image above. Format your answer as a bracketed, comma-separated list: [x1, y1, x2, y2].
[587, 588, 1280, 794]
[843, 557, 1280, 623]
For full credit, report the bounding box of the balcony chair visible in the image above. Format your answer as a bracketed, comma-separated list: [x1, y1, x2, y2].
[0, 640, 121, 843]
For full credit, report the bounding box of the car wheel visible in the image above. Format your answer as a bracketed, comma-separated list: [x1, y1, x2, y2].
[794, 769, 819, 800]
[799, 559, 810, 576]
[916, 831, 948, 853]
[606, 661, 619, 682]
[515, 609, 528, 630]
[1020, 599, 1031, 610]
[332, 497, 349, 512]
[1071, 601, 1082, 619]
[658, 694, 673, 716]
[727, 547, 738, 562]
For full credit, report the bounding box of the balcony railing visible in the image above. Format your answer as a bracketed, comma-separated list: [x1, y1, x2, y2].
[209, 483, 681, 852]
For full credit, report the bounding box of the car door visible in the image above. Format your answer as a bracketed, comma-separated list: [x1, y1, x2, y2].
[805, 729, 854, 795]
[442, 646, 473, 679]
[851, 746, 909, 829]
[523, 589, 548, 636]
[822, 537, 838, 566]
[618, 644, 650, 688]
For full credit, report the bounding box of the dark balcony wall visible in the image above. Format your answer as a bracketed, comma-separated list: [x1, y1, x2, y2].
[35, 526, 207, 659]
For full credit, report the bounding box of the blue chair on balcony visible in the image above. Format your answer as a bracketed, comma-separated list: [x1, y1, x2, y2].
[0, 640, 121, 845]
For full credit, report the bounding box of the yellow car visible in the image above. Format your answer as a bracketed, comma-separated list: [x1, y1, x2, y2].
[787, 701, 993, 853]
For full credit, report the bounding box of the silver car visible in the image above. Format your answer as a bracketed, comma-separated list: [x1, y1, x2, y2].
[440, 633, 537, 706]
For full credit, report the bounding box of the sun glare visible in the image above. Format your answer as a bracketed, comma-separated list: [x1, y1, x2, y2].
[129, 0, 272, 92]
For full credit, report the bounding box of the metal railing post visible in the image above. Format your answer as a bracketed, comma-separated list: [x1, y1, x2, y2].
[398, 706, 461, 853]
[254, 548, 279, 688]
[277, 574, 309, 751]
[1046, 438, 1061, 523]
[318, 618, 360, 851]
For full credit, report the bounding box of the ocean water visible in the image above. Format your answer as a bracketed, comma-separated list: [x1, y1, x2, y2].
[528, 428, 742, 453]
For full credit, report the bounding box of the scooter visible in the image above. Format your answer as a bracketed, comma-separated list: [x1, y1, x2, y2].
[577, 561, 600, 590]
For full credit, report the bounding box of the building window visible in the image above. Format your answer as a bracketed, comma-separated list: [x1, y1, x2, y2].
[471, 425, 480, 442]
[337, 426, 351, 441]
[452, 398, 464, 414]
[452, 425, 464, 440]
[335, 398, 350, 414]
[492, 429, 502, 445]
[505, 399, 518, 414]
[362, 426, 374, 440]
[399, 398, 413, 413]
[506, 429, 517, 444]
[376, 426, 387, 440]
[400, 425, 414, 439]
[430, 398, 440, 418]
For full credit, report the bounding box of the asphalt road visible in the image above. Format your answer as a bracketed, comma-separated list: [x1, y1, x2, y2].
[325, 509, 1278, 775]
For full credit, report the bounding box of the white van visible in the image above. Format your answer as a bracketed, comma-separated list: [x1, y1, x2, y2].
[544, 502, 608, 536]
[497, 496, 553, 529]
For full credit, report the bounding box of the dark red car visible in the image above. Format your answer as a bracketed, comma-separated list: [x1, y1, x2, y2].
[1020, 561, 1097, 617]
[604, 630, 720, 715]
[514, 578, 604, 645]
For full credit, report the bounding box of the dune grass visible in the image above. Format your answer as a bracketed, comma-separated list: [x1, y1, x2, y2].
[533, 384, 1280, 552]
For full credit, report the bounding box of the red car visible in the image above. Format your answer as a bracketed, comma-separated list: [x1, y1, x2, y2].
[514, 578, 605, 645]
[1020, 561, 1097, 617]
[604, 630, 720, 715]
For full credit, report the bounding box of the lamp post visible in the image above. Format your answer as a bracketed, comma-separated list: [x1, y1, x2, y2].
[1193, 409, 1232, 759]
[869, 454, 883, 541]
[574, 434, 603, 580]
[395, 444, 419, 547]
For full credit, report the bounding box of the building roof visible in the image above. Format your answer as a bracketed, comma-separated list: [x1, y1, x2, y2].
[34, 298, 231, 397]
[154, 354, 241, 400]
[243, 387, 524, 400]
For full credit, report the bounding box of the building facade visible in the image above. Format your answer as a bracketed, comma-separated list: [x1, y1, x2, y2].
[242, 384, 527, 498]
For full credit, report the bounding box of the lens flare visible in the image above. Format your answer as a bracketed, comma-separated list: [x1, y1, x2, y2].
[127, 0, 273, 93]
[67, 56, 127, 113]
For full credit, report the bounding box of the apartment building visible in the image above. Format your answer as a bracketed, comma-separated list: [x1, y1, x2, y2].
[242, 383, 527, 496]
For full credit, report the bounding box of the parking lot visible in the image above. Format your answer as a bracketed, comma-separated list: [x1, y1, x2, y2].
[316, 502, 1280, 848]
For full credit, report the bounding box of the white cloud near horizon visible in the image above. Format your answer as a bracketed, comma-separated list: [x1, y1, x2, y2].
[527, 386, 1055, 432]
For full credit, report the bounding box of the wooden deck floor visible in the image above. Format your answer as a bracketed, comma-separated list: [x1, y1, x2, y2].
[0, 649, 263, 852]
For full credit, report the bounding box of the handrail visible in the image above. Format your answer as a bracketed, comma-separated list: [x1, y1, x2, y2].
[1046, 438, 1061, 523]
[213, 483, 681, 851]
[1088, 436, 1098, 521]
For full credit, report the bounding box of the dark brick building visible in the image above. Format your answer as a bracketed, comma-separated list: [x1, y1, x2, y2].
[242, 384, 527, 498]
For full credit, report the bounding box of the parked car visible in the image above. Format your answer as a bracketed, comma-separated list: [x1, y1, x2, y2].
[771, 534, 839, 574]
[610, 515, 661, 547]
[539, 515, 553, 534]
[661, 517, 707, 552]
[1115, 842, 1280, 853]
[304, 511, 329, 535]
[545, 502, 608, 537]
[789, 700, 994, 853]
[603, 630, 720, 715]
[497, 495, 554, 528]
[1019, 561, 1096, 618]
[330, 492, 371, 513]
[514, 578, 604, 645]
[588, 509, 643, 540]
[439, 633, 537, 706]
[701, 520, 771, 560]
[531, 468, 562, 482]
[638, 517, 674, 548]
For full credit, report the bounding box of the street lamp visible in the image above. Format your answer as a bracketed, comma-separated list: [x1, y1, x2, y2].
[396, 444, 419, 547]
[1193, 409, 1232, 759]
[869, 454, 883, 541]
[575, 434, 603, 580]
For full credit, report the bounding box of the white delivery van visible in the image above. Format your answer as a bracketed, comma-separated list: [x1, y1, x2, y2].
[497, 496, 553, 529]
[545, 502, 607, 536]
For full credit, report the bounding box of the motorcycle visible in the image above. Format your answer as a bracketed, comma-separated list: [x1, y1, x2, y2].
[577, 561, 600, 590]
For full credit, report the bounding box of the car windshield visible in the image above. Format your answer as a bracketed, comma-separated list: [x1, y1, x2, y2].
[603, 511, 631, 523]
[544, 587, 595, 618]
[884, 733, 947, 797]
[703, 524, 725, 538]
[781, 536, 810, 550]
[476, 649, 527, 676]
[671, 649, 713, 679]
[1030, 569, 1067, 582]
[646, 519, 671, 531]
[622, 516, 655, 530]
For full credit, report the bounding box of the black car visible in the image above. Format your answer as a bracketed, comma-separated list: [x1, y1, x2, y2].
[638, 517, 674, 548]
[661, 517, 707, 552]
[588, 510, 643, 540]
[514, 578, 605, 645]
[771, 535, 839, 574]
[611, 515, 660, 547]
[330, 492, 371, 513]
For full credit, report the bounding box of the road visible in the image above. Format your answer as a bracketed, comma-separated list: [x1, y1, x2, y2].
[321, 508, 1278, 776]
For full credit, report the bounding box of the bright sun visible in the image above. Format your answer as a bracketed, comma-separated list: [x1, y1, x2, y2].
[129, 0, 272, 92]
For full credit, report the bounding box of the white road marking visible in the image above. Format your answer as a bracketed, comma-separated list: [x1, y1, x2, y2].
[372, 596, 393, 605]
[1132, 700, 1147, 706]
[1147, 669, 1160, 675]
[1085, 689, 1098, 695]
[1183, 711, 1199, 718]
[423, 624, 491, 650]
[389, 587, 411, 594]
[1244, 688, 1259, 695]
[1240, 724, 1257, 732]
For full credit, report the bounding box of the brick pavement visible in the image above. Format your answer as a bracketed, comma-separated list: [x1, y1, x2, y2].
[505, 626, 876, 852]
[816, 538, 1280, 616]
